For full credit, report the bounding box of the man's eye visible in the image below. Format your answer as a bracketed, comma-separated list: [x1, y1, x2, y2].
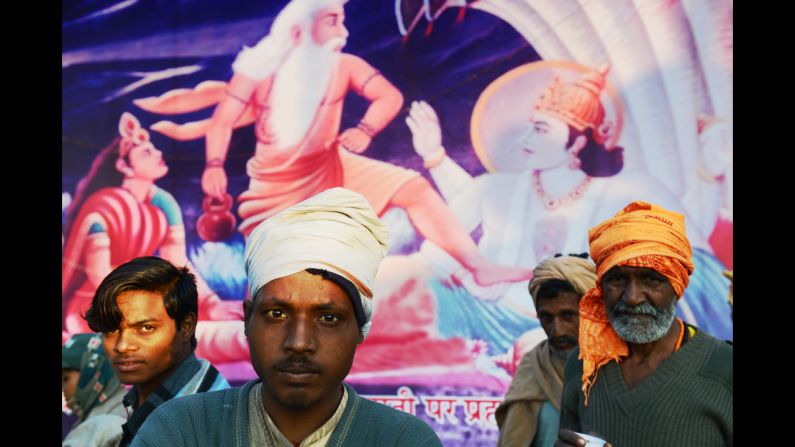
[645, 278, 663, 286]
[266, 309, 287, 319]
[141, 325, 155, 332]
[320, 314, 339, 323]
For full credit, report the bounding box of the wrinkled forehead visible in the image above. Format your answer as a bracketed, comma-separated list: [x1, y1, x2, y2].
[256, 270, 353, 310]
[536, 289, 581, 312]
[603, 265, 665, 278]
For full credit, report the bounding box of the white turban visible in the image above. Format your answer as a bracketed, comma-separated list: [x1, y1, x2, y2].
[244, 187, 388, 339]
[527, 254, 597, 307]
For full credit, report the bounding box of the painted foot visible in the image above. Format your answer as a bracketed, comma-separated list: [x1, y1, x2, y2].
[470, 261, 533, 287]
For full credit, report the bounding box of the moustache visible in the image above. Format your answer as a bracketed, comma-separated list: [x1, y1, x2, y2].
[550, 335, 578, 348]
[609, 300, 661, 318]
[323, 36, 347, 50]
[273, 355, 323, 374]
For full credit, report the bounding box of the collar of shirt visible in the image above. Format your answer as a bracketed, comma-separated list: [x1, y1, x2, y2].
[249, 382, 348, 447]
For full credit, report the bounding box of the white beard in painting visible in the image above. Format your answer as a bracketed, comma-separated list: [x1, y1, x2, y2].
[269, 36, 347, 148]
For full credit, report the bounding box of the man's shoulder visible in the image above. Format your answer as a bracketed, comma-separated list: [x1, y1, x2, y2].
[353, 393, 423, 422]
[345, 390, 442, 446]
[62, 413, 125, 447]
[464, 172, 523, 202]
[500, 341, 555, 406]
[562, 346, 584, 382]
[522, 338, 548, 357]
[693, 328, 732, 348]
[81, 187, 129, 209]
[692, 329, 733, 391]
[158, 384, 245, 417]
[477, 171, 521, 188]
[192, 356, 233, 393]
[132, 384, 251, 446]
[339, 53, 377, 72]
[340, 52, 365, 64]
[512, 340, 549, 381]
[152, 379, 252, 423]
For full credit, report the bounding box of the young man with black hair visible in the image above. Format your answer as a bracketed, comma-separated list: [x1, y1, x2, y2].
[85, 255, 230, 446]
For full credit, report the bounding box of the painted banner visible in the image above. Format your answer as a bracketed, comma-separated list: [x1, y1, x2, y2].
[62, 0, 733, 444]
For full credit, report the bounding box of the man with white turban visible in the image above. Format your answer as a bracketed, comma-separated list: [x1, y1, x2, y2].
[131, 188, 442, 446]
[495, 253, 596, 447]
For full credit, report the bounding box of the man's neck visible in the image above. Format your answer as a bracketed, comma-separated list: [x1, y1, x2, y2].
[620, 320, 681, 388]
[537, 165, 589, 198]
[627, 319, 681, 361]
[262, 384, 344, 444]
[136, 382, 157, 407]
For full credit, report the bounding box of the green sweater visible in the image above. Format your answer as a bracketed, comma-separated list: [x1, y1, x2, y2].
[130, 380, 442, 447]
[560, 329, 732, 447]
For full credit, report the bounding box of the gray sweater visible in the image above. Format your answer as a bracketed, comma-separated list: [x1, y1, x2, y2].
[131, 381, 442, 446]
[560, 329, 733, 447]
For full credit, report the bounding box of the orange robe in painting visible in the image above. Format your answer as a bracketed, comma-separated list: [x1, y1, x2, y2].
[236, 60, 418, 237]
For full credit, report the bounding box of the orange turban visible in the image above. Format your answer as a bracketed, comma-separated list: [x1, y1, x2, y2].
[579, 201, 694, 405]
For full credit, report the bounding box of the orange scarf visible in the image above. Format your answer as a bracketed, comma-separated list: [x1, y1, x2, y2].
[579, 201, 694, 405]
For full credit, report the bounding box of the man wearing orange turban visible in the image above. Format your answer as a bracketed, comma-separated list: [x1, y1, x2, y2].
[556, 201, 733, 447]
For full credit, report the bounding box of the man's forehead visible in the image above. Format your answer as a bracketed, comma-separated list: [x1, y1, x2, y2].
[115, 290, 170, 316]
[537, 290, 580, 311]
[116, 289, 164, 302]
[258, 273, 353, 308]
[257, 292, 348, 309]
[529, 114, 549, 124]
[605, 265, 663, 276]
[315, 6, 345, 20]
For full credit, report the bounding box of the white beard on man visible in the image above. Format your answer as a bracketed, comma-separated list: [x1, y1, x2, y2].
[269, 36, 346, 149]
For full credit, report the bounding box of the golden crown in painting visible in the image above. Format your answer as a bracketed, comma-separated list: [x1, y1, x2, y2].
[534, 64, 611, 144]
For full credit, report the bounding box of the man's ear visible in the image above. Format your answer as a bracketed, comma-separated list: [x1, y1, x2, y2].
[181, 313, 197, 343]
[115, 158, 134, 178]
[570, 134, 587, 156]
[291, 24, 302, 46]
[243, 299, 252, 337]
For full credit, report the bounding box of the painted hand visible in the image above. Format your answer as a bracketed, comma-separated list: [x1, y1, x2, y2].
[202, 167, 228, 199]
[339, 127, 372, 153]
[405, 100, 443, 160]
